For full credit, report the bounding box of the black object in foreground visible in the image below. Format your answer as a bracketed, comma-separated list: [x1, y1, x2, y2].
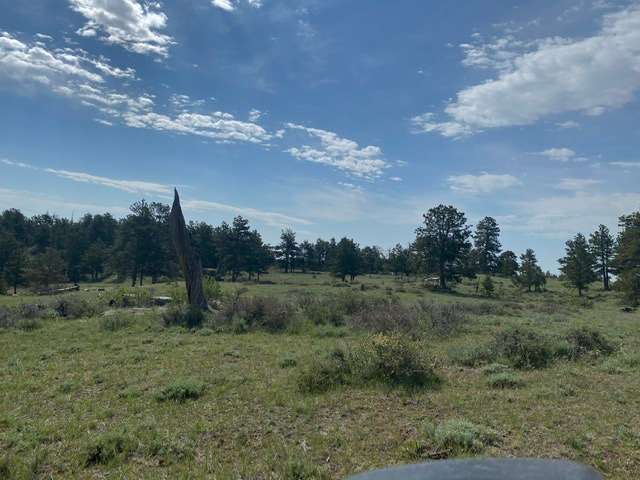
[347, 458, 602, 480]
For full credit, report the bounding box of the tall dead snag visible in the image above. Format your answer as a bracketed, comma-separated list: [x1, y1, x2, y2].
[169, 188, 208, 310]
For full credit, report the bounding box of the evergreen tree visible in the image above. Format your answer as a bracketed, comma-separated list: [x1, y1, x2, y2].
[589, 224, 614, 291]
[415, 205, 471, 289]
[559, 233, 597, 296]
[299, 241, 316, 273]
[331, 237, 361, 281]
[514, 249, 545, 292]
[216, 216, 253, 282]
[474, 216, 502, 274]
[278, 228, 299, 273]
[497, 250, 519, 277]
[26, 248, 66, 290]
[612, 211, 640, 305]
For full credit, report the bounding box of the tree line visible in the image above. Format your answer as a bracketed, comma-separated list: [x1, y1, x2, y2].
[0, 202, 638, 304]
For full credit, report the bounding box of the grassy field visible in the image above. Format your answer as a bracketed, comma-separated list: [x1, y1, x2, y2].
[1, 272, 639, 479]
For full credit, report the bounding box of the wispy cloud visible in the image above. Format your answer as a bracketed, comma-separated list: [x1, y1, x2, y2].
[539, 147, 578, 162]
[183, 199, 310, 227]
[556, 178, 602, 190]
[44, 168, 172, 195]
[610, 161, 640, 168]
[448, 172, 521, 193]
[285, 123, 389, 179]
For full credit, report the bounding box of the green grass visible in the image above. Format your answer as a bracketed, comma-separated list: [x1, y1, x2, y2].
[0, 272, 639, 478]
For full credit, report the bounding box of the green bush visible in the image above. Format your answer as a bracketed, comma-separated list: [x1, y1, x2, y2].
[16, 317, 42, 331]
[448, 343, 497, 367]
[563, 327, 616, 359]
[100, 314, 133, 332]
[54, 296, 101, 319]
[352, 334, 440, 389]
[217, 295, 297, 332]
[426, 419, 499, 455]
[162, 305, 204, 328]
[487, 372, 524, 389]
[297, 348, 352, 393]
[416, 300, 468, 336]
[493, 327, 554, 369]
[110, 287, 152, 308]
[299, 335, 440, 393]
[303, 300, 345, 326]
[281, 457, 330, 480]
[156, 380, 206, 402]
[84, 432, 136, 466]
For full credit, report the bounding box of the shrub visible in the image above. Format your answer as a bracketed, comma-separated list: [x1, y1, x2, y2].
[297, 348, 352, 393]
[156, 380, 206, 402]
[564, 327, 616, 359]
[349, 301, 422, 336]
[54, 296, 101, 319]
[352, 334, 440, 389]
[84, 432, 136, 466]
[16, 317, 42, 331]
[110, 288, 152, 308]
[416, 300, 468, 336]
[279, 357, 298, 369]
[426, 419, 499, 455]
[162, 305, 204, 328]
[600, 352, 640, 374]
[217, 296, 296, 332]
[100, 314, 133, 332]
[281, 457, 329, 480]
[486, 372, 524, 389]
[448, 343, 497, 367]
[303, 300, 345, 326]
[203, 277, 223, 302]
[493, 327, 554, 369]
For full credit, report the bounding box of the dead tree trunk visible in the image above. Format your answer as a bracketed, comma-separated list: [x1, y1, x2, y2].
[169, 189, 208, 310]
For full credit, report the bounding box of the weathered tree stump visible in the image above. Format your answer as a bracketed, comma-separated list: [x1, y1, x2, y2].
[169, 189, 208, 310]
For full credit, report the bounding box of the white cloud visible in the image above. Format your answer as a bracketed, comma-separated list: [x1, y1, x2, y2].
[556, 178, 602, 190]
[0, 31, 112, 85]
[411, 113, 473, 139]
[389, 176, 403, 182]
[0, 32, 271, 146]
[183, 199, 310, 227]
[416, 6, 640, 136]
[210, 0, 264, 11]
[448, 172, 521, 193]
[1, 158, 37, 169]
[610, 161, 640, 168]
[286, 123, 389, 179]
[69, 0, 174, 58]
[556, 120, 580, 129]
[94, 118, 114, 126]
[44, 168, 171, 195]
[122, 111, 272, 144]
[539, 147, 576, 162]
[248, 108, 263, 122]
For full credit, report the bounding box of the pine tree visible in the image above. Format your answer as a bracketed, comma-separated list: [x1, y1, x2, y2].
[332, 237, 361, 281]
[415, 205, 471, 289]
[589, 224, 614, 291]
[612, 211, 640, 305]
[474, 217, 502, 274]
[514, 249, 545, 292]
[559, 233, 597, 296]
[497, 250, 519, 277]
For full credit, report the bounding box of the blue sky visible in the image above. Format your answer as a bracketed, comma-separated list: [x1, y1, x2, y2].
[1, 0, 640, 271]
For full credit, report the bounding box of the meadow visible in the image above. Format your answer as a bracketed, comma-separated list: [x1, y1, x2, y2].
[0, 272, 639, 479]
